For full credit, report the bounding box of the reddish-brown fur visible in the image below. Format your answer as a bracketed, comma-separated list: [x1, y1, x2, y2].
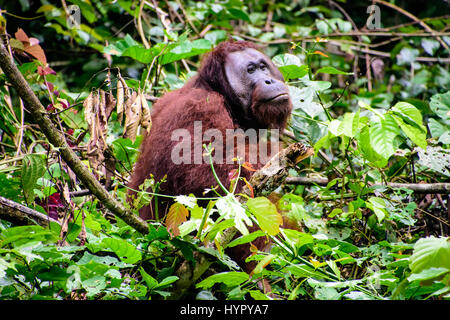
[128, 40, 292, 271]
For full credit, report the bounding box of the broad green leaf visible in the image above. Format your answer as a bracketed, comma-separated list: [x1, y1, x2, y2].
[280, 64, 309, 80]
[204, 30, 227, 45]
[82, 276, 106, 297]
[314, 132, 334, 156]
[203, 218, 235, 242]
[391, 102, 423, 126]
[315, 66, 352, 75]
[430, 91, 450, 123]
[369, 114, 400, 160]
[156, 276, 179, 288]
[273, 54, 308, 80]
[328, 119, 343, 136]
[159, 39, 212, 65]
[409, 236, 450, 273]
[226, 230, 266, 248]
[196, 271, 249, 289]
[227, 8, 250, 22]
[0, 225, 58, 247]
[357, 126, 388, 167]
[21, 154, 46, 203]
[339, 110, 360, 138]
[367, 197, 388, 223]
[391, 114, 427, 149]
[216, 194, 252, 236]
[284, 264, 327, 279]
[101, 238, 142, 264]
[246, 197, 282, 236]
[103, 34, 138, 56]
[289, 86, 322, 117]
[396, 47, 419, 66]
[140, 267, 158, 290]
[273, 53, 301, 67]
[428, 118, 447, 139]
[417, 145, 450, 177]
[407, 267, 449, 282]
[122, 45, 160, 64]
[421, 38, 441, 56]
[303, 80, 332, 91]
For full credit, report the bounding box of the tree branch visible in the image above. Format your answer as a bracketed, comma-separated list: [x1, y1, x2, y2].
[0, 40, 149, 234]
[285, 176, 450, 194]
[0, 195, 60, 227]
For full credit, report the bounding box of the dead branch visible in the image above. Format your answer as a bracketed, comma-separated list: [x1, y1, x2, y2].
[0, 195, 60, 227]
[285, 176, 450, 194]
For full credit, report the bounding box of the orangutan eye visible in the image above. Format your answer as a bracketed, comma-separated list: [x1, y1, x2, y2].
[247, 64, 256, 73]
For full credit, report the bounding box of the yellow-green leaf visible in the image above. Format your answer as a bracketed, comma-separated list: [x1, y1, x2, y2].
[246, 197, 282, 236]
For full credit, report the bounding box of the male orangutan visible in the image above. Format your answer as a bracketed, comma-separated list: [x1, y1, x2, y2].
[128, 40, 293, 271]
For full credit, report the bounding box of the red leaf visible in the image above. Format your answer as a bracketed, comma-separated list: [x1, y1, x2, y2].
[242, 162, 257, 172]
[228, 169, 238, 181]
[38, 66, 56, 76]
[313, 50, 329, 58]
[165, 203, 189, 237]
[15, 28, 29, 43]
[25, 43, 47, 65]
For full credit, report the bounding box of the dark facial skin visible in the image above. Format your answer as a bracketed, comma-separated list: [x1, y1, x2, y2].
[225, 48, 292, 128]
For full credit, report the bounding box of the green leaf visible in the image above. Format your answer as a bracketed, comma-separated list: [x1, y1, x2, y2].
[409, 236, 450, 273]
[284, 264, 327, 279]
[252, 254, 275, 274]
[216, 194, 252, 236]
[391, 114, 427, 149]
[0, 225, 58, 247]
[430, 91, 450, 123]
[289, 86, 322, 117]
[391, 102, 424, 126]
[357, 127, 387, 168]
[21, 154, 46, 203]
[159, 39, 212, 65]
[196, 271, 249, 289]
[303, 80, 332, 91]
[101, 238, 142, 264]
[339, 110, 360, 138]
[315, 66, 352, 76]
[421, 38, 440, 56]
[140, 267, 158, 289]
[246, 197, 282, 236]
[227, 8, 250, 22]
[226, 230, 266, 248]
[407, 267, 449, 282]
[369, 114, 400, 160]
[103, 34, 138, 56]
[273, 54, 308, 80]
[417, 146, 450, 177]
[367, 197, 388, 223]
[156, 276, 179, 288]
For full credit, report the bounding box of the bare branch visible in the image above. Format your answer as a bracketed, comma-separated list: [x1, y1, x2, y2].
[285, 177, 450, 194]
[0, 195, 60, 227]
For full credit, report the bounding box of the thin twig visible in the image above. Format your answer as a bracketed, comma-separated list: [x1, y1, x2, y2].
[374, 0, 449, 51]
[285, 176, 450, 194]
